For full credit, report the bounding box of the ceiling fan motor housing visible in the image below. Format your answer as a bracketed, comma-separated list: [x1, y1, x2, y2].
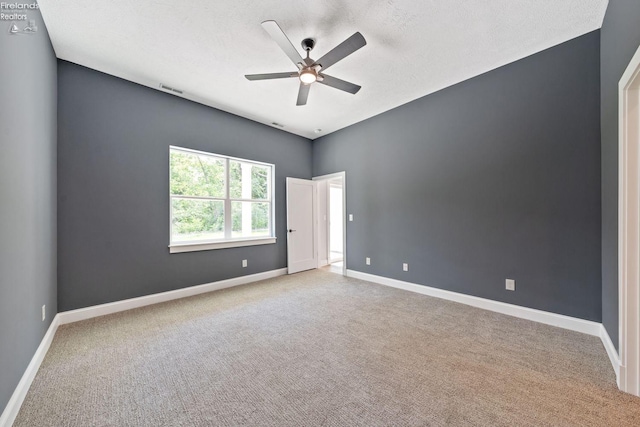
[301, 38, 316, 52]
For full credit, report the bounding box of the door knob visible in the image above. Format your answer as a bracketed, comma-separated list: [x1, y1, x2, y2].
[288, 229, 296, 233]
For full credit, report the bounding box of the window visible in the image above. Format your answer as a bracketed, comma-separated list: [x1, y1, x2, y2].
[169, 146, 275, 253]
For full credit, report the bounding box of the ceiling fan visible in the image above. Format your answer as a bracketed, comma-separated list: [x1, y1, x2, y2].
[245, 20, 367, 106]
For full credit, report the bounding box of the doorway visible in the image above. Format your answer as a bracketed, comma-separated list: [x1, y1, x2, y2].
[619, 42, 640, 396]
[313, 172, 346, 276]
[329, 179, 344, 264]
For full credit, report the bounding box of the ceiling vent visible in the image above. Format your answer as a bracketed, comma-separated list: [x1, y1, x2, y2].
[159, 84, 184, 95]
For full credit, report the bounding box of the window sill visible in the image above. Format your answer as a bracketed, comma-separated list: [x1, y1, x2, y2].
[169, 237, 277, 253]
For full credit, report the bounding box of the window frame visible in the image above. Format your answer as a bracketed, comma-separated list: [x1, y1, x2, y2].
[168, 145, 276, 253]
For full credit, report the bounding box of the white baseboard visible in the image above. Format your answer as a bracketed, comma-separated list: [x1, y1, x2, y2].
[318, 259, 329, 267]
[599, 324, 621, 385]
[346, 269, 625, 377]
[58, 268, 288, 325]
[346, 269, 602, 336]
[0, 268, 288, 426]
[0, 267, 621, 427]
[0, 314, 60, 427]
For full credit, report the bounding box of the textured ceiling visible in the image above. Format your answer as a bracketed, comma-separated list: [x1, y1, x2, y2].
[37, 0, 608, 139]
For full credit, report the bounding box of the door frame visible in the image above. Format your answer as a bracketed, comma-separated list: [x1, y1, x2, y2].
[313, 172, 347, 276]
[619, 42, 640, 396]
[328, 179, 344, 264]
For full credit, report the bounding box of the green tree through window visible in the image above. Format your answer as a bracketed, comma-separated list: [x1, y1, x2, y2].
[170, 147, 273, 245]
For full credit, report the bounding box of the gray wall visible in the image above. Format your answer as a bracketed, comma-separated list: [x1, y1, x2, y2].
[0, 8, 57, 416]
[57, 61, 312, 311]
[313, 31, 602, 321]
[600, 0, 640, 351]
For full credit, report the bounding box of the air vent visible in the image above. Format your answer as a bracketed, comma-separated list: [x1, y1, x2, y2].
[271, 122, 284, 128]
[159, 84, 184, 95]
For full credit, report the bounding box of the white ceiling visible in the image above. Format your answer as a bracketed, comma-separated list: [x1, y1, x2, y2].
[38, 0, 608, 140]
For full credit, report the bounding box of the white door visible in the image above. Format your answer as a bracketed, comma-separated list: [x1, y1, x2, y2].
[286, 177, 317, 274]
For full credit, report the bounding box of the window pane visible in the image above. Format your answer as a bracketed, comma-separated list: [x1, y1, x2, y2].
[171, 198, 224, 242]
[231, 201, 270, 238]
[170, 150, 225, 198]
[229, 161, 270, 200]
[252, 164, 270, 199]
[229, 160, 242, 199]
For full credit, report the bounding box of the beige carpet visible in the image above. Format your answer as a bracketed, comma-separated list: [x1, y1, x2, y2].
[14, 269, 640, 426]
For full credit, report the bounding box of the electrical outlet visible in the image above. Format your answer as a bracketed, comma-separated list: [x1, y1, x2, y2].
[365, 257, 371, 265]
[349, 214, 354, 221]
[506, 279, 515, 291]
[403, 263, 409, 272]
[242, 259, 248, 268]
[42, 305, 46, 321]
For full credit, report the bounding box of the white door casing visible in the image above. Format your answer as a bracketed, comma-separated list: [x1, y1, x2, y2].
[286, 178, 317, 274]
[619, 42, 640, 397]
[315, 180, 329, 267]
[313, 172, 347, 276]
[329, 180, 344, 262]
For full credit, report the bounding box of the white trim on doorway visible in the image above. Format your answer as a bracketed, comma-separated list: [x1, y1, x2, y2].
[313, 172, 347, 276]
[327, 180, 344, 264]
[618, 42, 640, 397]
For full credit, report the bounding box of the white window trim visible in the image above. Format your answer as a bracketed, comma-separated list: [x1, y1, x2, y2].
[168, 146, 276, 253]
[169, 237, 277, 253]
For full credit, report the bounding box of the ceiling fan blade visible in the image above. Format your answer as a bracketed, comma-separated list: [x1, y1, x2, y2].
[313, 32, 366, 72]
[318, 74, 361, 94]
[261, 20, 304, 68]
[296, 83, 310, 106]
[245, 72, 298, 81]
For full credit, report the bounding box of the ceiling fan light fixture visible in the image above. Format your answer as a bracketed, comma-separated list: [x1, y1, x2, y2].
[246, 21, 366, 105]
[299, 68, 317, 84]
